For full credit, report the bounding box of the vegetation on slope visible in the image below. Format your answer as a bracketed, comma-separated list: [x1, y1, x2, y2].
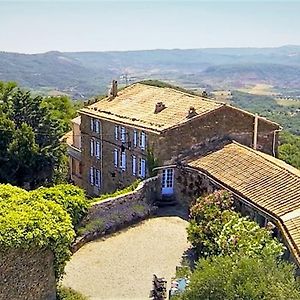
[230, 90, 300, 169]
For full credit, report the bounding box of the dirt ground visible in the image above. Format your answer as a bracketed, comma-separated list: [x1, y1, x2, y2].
[62, 216, 189, 300]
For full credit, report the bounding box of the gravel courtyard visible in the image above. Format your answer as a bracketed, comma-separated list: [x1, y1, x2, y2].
[62, 216, 189, 300]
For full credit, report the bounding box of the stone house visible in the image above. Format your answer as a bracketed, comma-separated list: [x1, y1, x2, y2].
[66, 81, 280, 196]
[66, 80, 300, 269]
[165, 140, 300, 270]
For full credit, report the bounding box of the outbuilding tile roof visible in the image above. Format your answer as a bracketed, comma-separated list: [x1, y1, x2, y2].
[80, 83, 223, 132]
[187, 141, 300, 265]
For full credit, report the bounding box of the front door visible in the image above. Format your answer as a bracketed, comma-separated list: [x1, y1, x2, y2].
[162, 168, 174, 195]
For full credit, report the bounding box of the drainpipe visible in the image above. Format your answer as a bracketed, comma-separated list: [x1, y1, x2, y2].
[272, 128, 282, 157]
[253, 113, 259, 150]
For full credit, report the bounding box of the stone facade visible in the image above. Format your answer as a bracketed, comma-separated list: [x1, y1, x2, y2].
[0, 248, 56, 300]
[72, 176, 159, 252]
[79, 104, 279, 196]
[153, 105, 279, 164]
[80, 113, 152, 195]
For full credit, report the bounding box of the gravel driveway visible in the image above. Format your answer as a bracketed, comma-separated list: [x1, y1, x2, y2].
[62, 216, 189, 300]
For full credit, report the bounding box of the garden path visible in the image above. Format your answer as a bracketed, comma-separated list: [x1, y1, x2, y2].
[62, 215, 189, 300]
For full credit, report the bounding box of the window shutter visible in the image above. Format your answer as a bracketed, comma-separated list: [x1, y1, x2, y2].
[90, 118, 94, 131]
[95, 120, 100, 133]
[140, 132, 146, 150]
[114, 149, 118, 167]
[95, 169, 100, 187]
[121, 152, 126, 171]
[141, 159, 146, 178]
[133, 130, 137, 147]
[132, 155, 136, 176]
[90, 167, 94, 185]
[121, 127, 126, 143]
[115, 125, 119, 140]
[97, 169, 101, 187]
[90, 139, 95, 156]
[96, 141, 100, 159]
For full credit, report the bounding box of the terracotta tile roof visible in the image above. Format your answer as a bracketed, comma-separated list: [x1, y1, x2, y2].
[187, 141, 300, 265]
[80, 83, 223, 132]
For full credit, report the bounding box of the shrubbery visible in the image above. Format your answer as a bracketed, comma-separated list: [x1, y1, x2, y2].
[178, 256, 300, 300]
[178, 190, 298, 300]
[57, 286, 88, 300]
[0, 183, 88, 281]
[187, 190, 284, 258]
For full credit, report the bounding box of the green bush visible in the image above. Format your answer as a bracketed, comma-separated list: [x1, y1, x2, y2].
[218, 213, 284, 258]
[187, 190, 284, 259]
[57, 286, 88, 300]
[177, 256, 300, 300]
[31, 184, 89, 226]
[187, 190, 234, 256]
[0, 183, 89, 281]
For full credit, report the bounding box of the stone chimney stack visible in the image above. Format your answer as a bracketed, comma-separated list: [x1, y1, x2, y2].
[154, 101, 166, 114]
[110, 80, 118, 98]
[187, 106, 198, 119]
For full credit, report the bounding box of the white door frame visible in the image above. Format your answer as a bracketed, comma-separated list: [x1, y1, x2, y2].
[161, 168, 174, 195]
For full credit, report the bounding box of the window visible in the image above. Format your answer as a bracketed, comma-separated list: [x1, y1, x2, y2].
[120, 151, 126, 171]
[138, 158, 146, 178]
[90, 138, 101, 159]
[121, 126, 126, 143]
[132, 155, 137, 176]
[114, 148, 119, 167]
[133, 130, 138, 147]
[140, 131, 146, 150]
[90, 167, 101, 187]
[90, 118, 101, 133]
[115, 125, 119, 140]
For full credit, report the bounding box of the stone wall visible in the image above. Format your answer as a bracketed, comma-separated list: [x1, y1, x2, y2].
[0, 247, 56, 300]
[72, 176, 159, 252]
[154, 105, 279, 164]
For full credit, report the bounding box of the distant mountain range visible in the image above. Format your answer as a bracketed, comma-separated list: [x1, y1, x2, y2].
[1, 45, 300, 98]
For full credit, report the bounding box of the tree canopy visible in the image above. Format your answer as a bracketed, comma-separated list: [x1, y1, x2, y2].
[0, 81, 77, 188]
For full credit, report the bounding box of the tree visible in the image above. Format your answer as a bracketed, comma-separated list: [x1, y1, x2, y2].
[0, 81, 75, 188]
[279, 131, 300, 169]
[177, 256, 300, 300]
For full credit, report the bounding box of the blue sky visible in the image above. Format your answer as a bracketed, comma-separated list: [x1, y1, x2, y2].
[0, 1, 299, 53]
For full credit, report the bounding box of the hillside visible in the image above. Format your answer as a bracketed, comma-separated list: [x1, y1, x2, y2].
[1, 46, 300, 98]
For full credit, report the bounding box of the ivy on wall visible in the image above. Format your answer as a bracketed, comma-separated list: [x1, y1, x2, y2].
[0, 184, 89, 281]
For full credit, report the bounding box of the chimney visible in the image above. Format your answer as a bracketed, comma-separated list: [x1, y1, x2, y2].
[109, 80, 118, 98]
[154, 101, 166, 114]
[187, 106, 198, 119]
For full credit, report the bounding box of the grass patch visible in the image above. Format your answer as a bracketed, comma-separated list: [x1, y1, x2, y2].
[57, 286, 88, 300]
[92, 180, 141, 203]
[77, 219, 104, 236]
[132, 204, 146, 214]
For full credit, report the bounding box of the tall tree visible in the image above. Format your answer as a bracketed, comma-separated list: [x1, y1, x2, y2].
[0, 81, 72, 188]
